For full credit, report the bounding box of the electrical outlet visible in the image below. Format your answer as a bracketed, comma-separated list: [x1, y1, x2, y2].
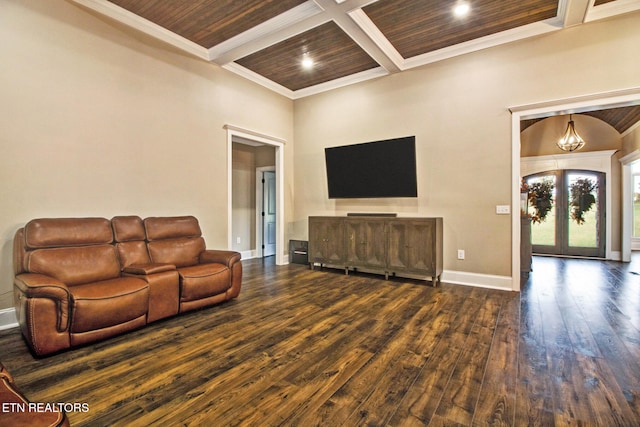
[457, 249, 465, 260]
[236, 237, 241, 244]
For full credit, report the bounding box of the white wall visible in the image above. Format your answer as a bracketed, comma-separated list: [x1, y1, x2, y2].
[0, 0, 294, 310]
[293, 11, 640, 287]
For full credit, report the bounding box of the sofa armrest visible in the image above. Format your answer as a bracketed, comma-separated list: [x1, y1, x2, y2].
[13, 273, 73, 355]
[14, 273, 70, 300]
[123, 263, 176, 275]
[13, 273, 71, 332]
[199, 250, 241, 267]
[199, 250, 242, 300]
[14, 274, 70, 333]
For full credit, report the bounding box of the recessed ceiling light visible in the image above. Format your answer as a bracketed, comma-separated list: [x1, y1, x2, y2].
[453, 2, 471, 18]
[301, 55, 314, 69]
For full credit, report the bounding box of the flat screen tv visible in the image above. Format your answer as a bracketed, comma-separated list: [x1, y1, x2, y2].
[325, 136, 417, 199]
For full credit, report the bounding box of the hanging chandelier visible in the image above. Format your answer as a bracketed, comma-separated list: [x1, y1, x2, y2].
[557, 114, 585, 152]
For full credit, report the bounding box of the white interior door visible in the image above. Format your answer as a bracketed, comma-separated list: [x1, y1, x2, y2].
[263, 170, 276, 257]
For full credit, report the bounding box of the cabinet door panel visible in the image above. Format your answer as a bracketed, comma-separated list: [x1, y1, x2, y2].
[365, 220, 387, 268]
[325, 219, 345, 263]
[345, 220, 367, 266]
[346, 219, 386, 269]
[309, 217, 344, 264]
[308, 218, 324, 263]
[407, 220, 435, 272]
[387, 219, 436, 274]
[387, 221, 410, 271]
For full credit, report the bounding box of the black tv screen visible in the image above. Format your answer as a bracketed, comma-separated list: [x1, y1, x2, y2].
[325, 136, 417, 199]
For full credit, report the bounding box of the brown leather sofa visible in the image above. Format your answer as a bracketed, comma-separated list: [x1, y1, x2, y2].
[13, 215, 242, 356]
[0, 361, 70, 426]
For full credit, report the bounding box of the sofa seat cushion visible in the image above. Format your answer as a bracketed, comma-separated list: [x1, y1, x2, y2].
[69, 277, 149, 333]
[179, 263, 230, 302]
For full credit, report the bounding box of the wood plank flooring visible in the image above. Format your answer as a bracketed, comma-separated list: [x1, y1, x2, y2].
[1, 255, 640, 426]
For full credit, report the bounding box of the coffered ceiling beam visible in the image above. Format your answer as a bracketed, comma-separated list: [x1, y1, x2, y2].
[313, 0, 401, 73]
[210, 2, 327, 64]
[560, 0, 591, 27]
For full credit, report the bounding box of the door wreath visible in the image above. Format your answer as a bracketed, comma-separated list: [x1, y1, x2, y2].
[526, 179, 554, 224]
[569, 178, 597, 224]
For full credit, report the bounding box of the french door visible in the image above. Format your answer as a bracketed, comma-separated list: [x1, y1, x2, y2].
[525, 170, 605, 258]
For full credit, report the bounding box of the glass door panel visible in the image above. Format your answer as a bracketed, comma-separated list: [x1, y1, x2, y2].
[567, 172, 599, 249]
[527, 174, 556, 248]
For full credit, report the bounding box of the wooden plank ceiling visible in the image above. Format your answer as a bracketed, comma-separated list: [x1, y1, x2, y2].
[75, 0, 640, 129]
[521, 105, 640, 134]
[362, 0, 559, 58]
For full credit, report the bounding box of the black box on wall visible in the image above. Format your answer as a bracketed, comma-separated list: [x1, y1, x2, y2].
[289, 240, 308, 264]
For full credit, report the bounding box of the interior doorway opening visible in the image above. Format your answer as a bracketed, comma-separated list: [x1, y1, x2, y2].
[511, 88, 640, 290]
[226, 125, 286, 265]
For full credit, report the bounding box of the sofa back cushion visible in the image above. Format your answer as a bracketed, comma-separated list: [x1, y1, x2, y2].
[116, 241, 151, 269]
[144, 216, 202, 241]
[22, 218, 120, 286]
[27, 245, 121, 286]
[148, 237, 205, 268]
[144, 216, 205, 267]
[112, 216, 146, 242]
[24, 218, 113, 249]
[112, 216, 150, 269]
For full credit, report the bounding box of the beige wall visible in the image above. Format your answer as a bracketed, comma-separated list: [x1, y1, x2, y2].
[0, 0, 293, 309]
[293, 11, 640, 281]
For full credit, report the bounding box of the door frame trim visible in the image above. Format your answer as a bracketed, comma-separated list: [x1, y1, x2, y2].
[225, 124, 286, 265]
[510, 87, 640, 291]
[619, 149, 640, 261]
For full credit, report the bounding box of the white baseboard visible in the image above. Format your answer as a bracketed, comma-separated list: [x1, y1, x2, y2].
[240, 250, 291, 265]
[441, 270, 514, 291]
[240, 250, 256, 260]
[0, 308, 18, 331]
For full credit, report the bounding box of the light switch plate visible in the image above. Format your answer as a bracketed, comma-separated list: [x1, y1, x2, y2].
[496, 205, 510, 214]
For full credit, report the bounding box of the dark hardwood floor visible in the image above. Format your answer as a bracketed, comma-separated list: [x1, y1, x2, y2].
[1, 255, 640, 426]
